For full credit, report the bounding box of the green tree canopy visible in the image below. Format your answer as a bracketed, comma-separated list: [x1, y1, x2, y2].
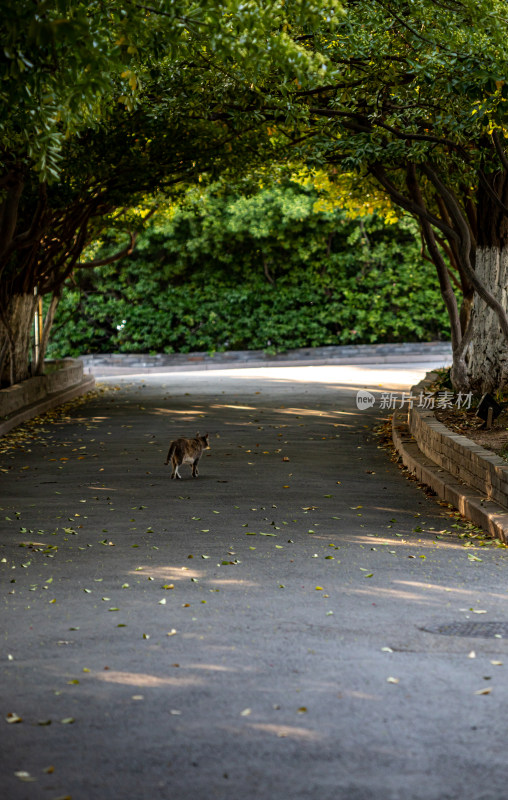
[5, 0, 508, 392]
[0, 0, 340, 384]
[274, 0, 508, 391]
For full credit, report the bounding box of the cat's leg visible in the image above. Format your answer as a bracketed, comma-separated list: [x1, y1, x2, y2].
[192, 457, 200, 477]
[171, 456, 182, 479]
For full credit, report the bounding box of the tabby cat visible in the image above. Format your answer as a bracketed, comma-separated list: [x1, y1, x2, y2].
[164, 433, 210, 479]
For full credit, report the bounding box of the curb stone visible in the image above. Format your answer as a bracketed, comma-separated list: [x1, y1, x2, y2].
[0, 360, 95, 437]
[80, 341, 452, 376]
[392, 374, 508, 543]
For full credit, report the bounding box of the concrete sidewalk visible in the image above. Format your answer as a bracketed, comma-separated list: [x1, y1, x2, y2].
[2, 362, 508, 800]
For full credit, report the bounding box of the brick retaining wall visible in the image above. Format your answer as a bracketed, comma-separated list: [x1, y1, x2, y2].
[407, 374, 508, 508]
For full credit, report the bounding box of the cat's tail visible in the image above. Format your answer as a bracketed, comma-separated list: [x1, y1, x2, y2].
[164, 442, 175, 466]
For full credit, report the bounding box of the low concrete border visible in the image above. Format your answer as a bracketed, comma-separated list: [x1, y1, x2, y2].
[80, 341, 452, 376]
[0, 359, 95, 437]
[392, 373, 508, 542]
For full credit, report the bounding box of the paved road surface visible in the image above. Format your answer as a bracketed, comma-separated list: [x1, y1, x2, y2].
[2, 361, 508, 800]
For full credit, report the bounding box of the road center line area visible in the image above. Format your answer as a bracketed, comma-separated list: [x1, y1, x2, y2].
[2, 362, 507, 800]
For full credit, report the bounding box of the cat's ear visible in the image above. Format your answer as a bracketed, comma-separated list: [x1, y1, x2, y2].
[196, 432, 200, 437]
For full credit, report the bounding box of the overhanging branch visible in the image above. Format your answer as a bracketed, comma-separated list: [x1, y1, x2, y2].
[75, 231, 137, 269]
[423, 163, 508, 342]
[369, 162, 458, 240]
[492, 130, 508, 174]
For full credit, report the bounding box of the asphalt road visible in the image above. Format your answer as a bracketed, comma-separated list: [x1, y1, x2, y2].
[2, 361, 508, 800]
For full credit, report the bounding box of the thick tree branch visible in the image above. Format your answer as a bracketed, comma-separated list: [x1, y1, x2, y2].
[435, 194, 474, 286]
[373, 119, 468, 154]
[10, 182, 48, 251]
[478, 169, 508, 217]
[0, 174, 24, 262]
[75, 231, 137, 269]
[75, 205, 157, 270]
[406, 164, 462, 354]
[432, 235, 462, 290]
[422, 163, 508, 342]
[492, 130, 508, 174]
[0, 302, 15, 386]
[369, 162, 458, 240]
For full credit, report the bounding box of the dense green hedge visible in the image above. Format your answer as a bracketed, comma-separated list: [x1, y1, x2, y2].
[47, 185, 451, 356]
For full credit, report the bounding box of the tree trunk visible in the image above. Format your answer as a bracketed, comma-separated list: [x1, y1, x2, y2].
[0, 293, 38, 386]
[462, 246, 508, 393]
[459, 170, 508, 393]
